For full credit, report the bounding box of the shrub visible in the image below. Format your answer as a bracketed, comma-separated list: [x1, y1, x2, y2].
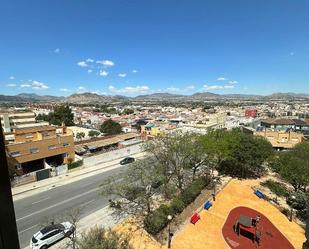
[287, 192, 308, 210]
[170, 197, 185, 214]
[261, 179, 290, 197]
[68, 160, 83, 170]
[144, 176, 210, 235]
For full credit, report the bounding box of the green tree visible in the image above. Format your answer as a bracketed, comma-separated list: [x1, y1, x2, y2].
[76, 132, 85, 140]
[100, 119, 122, 135]
[79, 227, 132, 249]
[123, 108, 134, 115]
[271, 142, 309, 192]
[220, 130, 273, 178]
[36, 105, 74, 126]
[88, 130, 100, 138]
[101, 159, 160, 219]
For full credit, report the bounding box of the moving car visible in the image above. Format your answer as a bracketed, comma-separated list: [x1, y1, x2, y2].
[30, 222, 75, 249]
[120, 157, 135, 165]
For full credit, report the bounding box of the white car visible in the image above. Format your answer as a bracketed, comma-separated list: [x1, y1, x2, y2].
[30, 222, 75, 249]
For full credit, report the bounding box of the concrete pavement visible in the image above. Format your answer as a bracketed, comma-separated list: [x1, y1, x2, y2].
[13, 143, 145, 201]
[14, 144, 145, 249]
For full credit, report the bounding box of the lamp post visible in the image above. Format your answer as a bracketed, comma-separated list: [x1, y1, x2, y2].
[212, 179, 217, 201]
[167, 215, 173, 248]
[290, 195, 296, 222]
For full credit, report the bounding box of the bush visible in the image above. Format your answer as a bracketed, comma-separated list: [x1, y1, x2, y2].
[261, 179, 290, 197]
[170, 197, 185, 214]
[287, 192, 308, 210]
[68, 160, 83, 170]
[144, 176, 210, 235]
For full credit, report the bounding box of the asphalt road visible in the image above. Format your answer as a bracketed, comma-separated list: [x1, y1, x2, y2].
[14, 163, 128, 249]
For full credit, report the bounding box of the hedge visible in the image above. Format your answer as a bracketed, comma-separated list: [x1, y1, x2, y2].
[144, 176, 210, 235]
[261, 179, 290, 197]
[68, 160, 83, 170]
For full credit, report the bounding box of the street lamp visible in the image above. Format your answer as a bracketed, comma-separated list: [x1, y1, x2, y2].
[290, 195, 296, 222]
[167, 215, 173, 248]
[212, 179, 217, 201]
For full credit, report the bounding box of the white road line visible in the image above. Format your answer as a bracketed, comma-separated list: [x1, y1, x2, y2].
[79, 199, 95, 208]
[31, 197, 49, 205]
[18, 224, 38, 234]
[16, 187, 100, 222]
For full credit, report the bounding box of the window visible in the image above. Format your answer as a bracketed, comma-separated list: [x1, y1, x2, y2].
[10, 151, 21, 157]
[48, 145, 57, 150]
[42, 131, 49, 137]
[30, 148, 39, 154]
[63, 143, 69, 147]
[41, 230, 60, 240]
[25, 133, 33, 138]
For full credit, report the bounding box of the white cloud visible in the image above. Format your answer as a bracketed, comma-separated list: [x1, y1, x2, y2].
[86, 58, 94, 63]
[185, 85, 195, 91]
[87, 69, 93, 73]
[228, 80, 238, 84]
[7, 83, 16, 87]
[203, 85, 223, 90]
[77, 86, 87, 93]
[217, 77, 227, 81]
[108, 85, 150, 94]
[54, 48, 60, 53]
[77, 61, 88, 67]
[118, 73, 127, 78]
[9, 76, 15, 80]
[99, 70, 109, 77]
[20, 84, 31, 88]
[96, 60, 115, 67]
[166, 87, 180, 92]
[132, 69, 138, 73]
[31, 80, 49, 90]
[203, 84, 235, 91]
[19, 80, 48, 90]
[224, 85, 235, 89]
[60, 88, 71, 92]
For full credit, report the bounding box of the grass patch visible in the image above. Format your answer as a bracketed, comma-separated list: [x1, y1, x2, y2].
[261, 179, 290, 197]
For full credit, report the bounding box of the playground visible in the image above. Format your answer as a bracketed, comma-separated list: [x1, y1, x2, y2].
[222, 206, 294, 249]
[171, 179, 305, 249]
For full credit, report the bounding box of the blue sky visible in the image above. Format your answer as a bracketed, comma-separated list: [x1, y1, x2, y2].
[0, 0, 309, 96]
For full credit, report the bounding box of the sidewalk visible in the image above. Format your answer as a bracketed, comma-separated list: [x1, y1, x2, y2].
[22, 205, 120, 249]
[13, 150, 146, 201]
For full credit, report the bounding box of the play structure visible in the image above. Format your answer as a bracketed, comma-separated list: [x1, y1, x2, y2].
[234, 214, 261, 245]
[222, 206, 294, 249]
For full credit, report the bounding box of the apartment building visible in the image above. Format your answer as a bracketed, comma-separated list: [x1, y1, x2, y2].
[260, 118, 309, 137]
[5, 125, 75, 176]
[255, 129, 304, 150]
[0, 112, 49, 132]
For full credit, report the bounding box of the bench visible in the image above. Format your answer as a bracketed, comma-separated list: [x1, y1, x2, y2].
[190, 213, 200, 224]
[204, 200, 212, 210]
[255, 190, 265, 199]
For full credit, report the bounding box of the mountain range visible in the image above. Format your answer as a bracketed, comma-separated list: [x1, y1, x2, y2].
[0, 92, 308, 104]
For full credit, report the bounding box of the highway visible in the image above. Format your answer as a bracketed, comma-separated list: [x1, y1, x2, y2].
[14, 163, 128, 249]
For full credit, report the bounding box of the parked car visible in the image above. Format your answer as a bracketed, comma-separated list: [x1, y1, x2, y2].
[30, 222, 75, 249]
[120, 157, 135, 165]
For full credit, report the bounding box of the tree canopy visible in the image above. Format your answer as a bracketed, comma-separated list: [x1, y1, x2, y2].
[100, 119, 122, 135]
[36, 105, 74, 126]
[79, 227, 132, 249]
[270, 142, 309, 192]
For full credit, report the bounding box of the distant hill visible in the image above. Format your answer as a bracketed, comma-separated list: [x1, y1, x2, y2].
[134, 93, 186, 100]
[64, 93, 117, 104]
[0, 91, 308, 104]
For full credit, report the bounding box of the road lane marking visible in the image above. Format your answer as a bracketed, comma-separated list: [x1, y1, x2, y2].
[79, 199, 95, 208]
[18, 224, 38, 234]
[16, 187, 100, 222]
[31, 197, 49, 205]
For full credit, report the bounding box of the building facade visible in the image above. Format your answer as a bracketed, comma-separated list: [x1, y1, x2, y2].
[5, 125, 75, 176]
